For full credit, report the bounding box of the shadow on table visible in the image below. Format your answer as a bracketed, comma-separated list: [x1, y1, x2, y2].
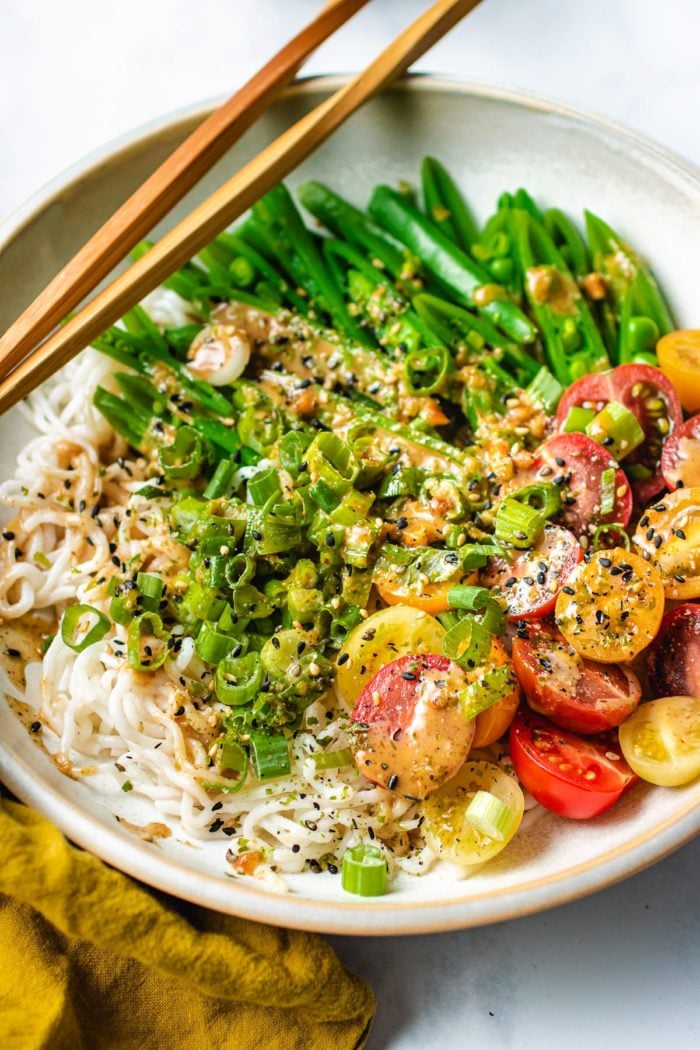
[327, 837, 700, 1050]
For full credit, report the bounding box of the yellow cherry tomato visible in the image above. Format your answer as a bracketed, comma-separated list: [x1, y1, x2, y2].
[555, 549, 664, 663]
[619, 695, 700, 786]
[632, 486, 700, 599]
[336, 604, 445, 707]
[422, 760, 524, 867]
[657, 329, 700, 413]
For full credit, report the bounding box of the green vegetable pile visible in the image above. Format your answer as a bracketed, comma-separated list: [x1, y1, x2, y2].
[81, 157, 674, 787]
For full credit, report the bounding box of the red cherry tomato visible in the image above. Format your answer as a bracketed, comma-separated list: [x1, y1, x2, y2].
[350, 652, 474, 799]
[509, 707, 638, 819]
[512, 623, 642, 734]
[531, 432, 632, 537]
[481, 523, 582, 621]
[556, 364, 682, 502]
[661, 414, 700, 491]
[647, 603, 700, 700]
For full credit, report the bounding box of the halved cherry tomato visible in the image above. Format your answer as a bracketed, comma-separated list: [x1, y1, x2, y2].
[336, 605, 445, 707]
[661, 414, 700, 491]
[350, 652, 474, 799]
[632, 486, 700, 599]
[556, 364, 682, 502]
[555, 548, 664, 663]
[421, 759, 524, 866]
[647, 604, 700, 700]
[618, 695, 700, 786]
[468, 638, 520, 747]
[481, 523, 582, 621]
[530, 432, 632, 537]
[512, 623, 642, 734]
[509, 707, 638, 819]
[657, 329, 700, 413]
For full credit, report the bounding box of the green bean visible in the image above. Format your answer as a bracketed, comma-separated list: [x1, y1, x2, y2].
[421, 156, 479, 251]
[368, 185, 537, 346]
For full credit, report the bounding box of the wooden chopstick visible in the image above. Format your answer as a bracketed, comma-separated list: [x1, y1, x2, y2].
[0, 0, 369, 375]
[0, 0, 481, 414]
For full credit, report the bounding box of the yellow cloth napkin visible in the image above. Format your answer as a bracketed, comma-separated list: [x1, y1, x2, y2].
[0, 794, 374, 1050]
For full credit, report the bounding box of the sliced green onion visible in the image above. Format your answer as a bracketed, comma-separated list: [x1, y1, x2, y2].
[195, 623, 240, 664]
[215, 652, 263, 706]
[446, 584, 490, 611]
[61, 604, 110, 653]
[208, 555, 229, 589]
[200, 740, 249, 794]
[279, 430, 313, 476]
[248, 466, 282, 507]
[171, 496, 208, 536]
[341, 844, 388, 897]
[181, 582, 226, 622]
[599, 467, 617, 517]
[526, 367, 564, 414]
[443, 616, 492, 669]
[158, 425, 206, 480]
[204, 458, 237, 500]
[377, 467, 425, 499]
[312, 747, 354, 770]
[232, 583, 273, 620]
[586, 400, 645, 461]
[309, 478, 342, 513]
[480, 598, 507, 637]
[404, 345, 450, 394]
[494, 498, 545, 549]
[136, 571, 164, 613]
[249, 731, 290, 780]
[509, 483, 562, 520]
[110, 594, 135, 626]
[225, 553, 256, 589]
[466, 791, 518, 841]
[460, 665, 515, 720]
[306, 432, 359, 499]
[288, 586, 324, 624]
[127, 612, 169, 671]
[562, 405, 596, 433]
[592, 523, 632, 551]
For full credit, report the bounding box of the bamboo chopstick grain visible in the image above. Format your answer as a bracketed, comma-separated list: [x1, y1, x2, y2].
[0, 0, 481, 414]
[0, 0, 368, 376]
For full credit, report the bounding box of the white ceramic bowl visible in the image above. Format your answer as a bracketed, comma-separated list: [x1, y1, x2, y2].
[1, 77, 698, 935]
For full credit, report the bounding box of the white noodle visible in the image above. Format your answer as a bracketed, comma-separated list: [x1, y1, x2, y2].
[1, 297, 535, 891]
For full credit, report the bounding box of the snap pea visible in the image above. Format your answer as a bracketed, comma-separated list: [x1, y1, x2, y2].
[368, 185, 537, 346]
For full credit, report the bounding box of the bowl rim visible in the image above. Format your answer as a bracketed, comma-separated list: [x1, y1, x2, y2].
[1, 74, 698, 936]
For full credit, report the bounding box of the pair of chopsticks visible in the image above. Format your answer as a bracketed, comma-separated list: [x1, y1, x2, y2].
[0, 0, 482, 413]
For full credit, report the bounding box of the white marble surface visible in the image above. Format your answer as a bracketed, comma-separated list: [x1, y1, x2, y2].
[1, 1, 699, 1047]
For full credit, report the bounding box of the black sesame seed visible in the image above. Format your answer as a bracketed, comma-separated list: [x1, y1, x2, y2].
[555, 457, 566, 467]
[292, 844, 301, 853]
[325, 533, 335, 547]
[337, 652, 349, 665]
[30, 720, 41, 733]
[387, 774, 399, 790]
[209, 819, 224, 833]
[2, 531, 14, 540]
[562, 586, 575, 595]
[211, 801, 223, 812]
[599, 557, 612, 567]
[401, 671, 416, 681]
[654, 534, 663, 549]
